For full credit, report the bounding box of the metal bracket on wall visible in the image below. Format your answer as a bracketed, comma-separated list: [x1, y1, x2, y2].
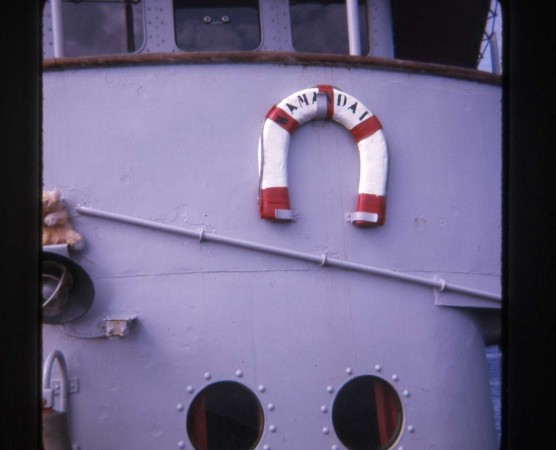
[43, 378, 79, 408]
[51, 377, 80, 395]
[345, 211, 379, 224]
[60, 314, 138, 339]
[434, 288, 501, 310]
[103, 315, 137, 338]
[42, 244, 70, 257]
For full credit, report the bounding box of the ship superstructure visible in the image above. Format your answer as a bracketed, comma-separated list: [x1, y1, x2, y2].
[41, 1, 502, 449]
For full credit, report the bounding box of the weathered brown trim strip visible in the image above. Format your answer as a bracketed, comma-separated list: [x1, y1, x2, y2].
[42, 51, 501, 85]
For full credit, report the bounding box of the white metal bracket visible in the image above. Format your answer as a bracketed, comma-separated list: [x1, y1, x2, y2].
[345, 211, 379, 224]
[275, 209, 294, 221]
[42, 388, 54, 408]
[42, 378, 79, 408]
[42, 244, 70, 257]
[434, 288, 502, 310]
[51, 377, 80, 395]
[103, 315, 137, 338]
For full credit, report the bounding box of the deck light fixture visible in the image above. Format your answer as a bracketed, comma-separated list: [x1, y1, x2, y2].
[42, 251, 95, 324]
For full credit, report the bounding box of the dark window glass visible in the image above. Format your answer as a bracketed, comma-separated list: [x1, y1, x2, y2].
[44, 0, 145, 57]
[174, 0, 261, 51]
[390, 0, 491, 69]
[187, 381, 264, 450]
[332, 375, 403, 450]
[289, 0, 369, 55]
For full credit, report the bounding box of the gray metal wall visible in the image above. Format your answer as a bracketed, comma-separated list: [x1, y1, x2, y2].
[42, 62, 501, 449]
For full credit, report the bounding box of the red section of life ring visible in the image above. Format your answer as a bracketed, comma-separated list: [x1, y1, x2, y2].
[259, 187, 291, 222]
[258, 85, 388, 227]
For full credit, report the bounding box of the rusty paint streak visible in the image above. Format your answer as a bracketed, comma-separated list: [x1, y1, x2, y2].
[42, 51, 501, 85]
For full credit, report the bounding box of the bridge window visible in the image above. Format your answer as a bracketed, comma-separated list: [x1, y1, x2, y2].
[477, 0, 503, 73]
[187, 381, 264, 450]
[289, 0, 369, 55]
[391, 0, 502, 72]
[332, 375, 403, 450]
[42, 0, 145, 58]
[174, 0, 261, 51]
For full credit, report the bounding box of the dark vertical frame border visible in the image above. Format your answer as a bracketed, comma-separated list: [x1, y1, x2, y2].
[0, 1, 42, 449]
[503, 0, 555, 448]
[0, 0, 554, 448]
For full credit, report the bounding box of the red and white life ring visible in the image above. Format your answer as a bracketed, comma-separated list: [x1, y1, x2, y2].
[258, 85, 388, 227]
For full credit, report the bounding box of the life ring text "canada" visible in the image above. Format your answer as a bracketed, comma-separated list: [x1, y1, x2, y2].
[258, 85, 388, 227]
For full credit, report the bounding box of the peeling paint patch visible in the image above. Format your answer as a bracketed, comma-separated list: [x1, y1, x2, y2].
[97, 406, 108, 420]
[150, 424, 163, 438]
[414, 216, 427, 230]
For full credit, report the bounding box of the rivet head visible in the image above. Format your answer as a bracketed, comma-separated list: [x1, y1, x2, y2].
[408, 425, 415, 433]
[332, 445, 339, 450]
[263, 445, 270, 450]
[403, 389, 410, 397]
[186, 385, 194, 394]
[178, 441, 186, 449]
[221, 15, 230, 23]
[346, 367, 353, 375]
[326, 386, 334, 393]
[269, 424, 277, 433]
[322, 427, 330, 435]
[176, 403, 184, 412]
[392, 374, 399, 382]
[398, 447, 405, 450]
[258, 385, 266, 392]
[203, 372, 211, 380]
[203, 15, 212, 23]
[267, 403, 275, 411]
[375, 364, 382, 372]
[320, 405, 328, 413]
[235, 370, 243, 378]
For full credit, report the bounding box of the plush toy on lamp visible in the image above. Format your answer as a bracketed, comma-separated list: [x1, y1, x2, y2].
[42, 188, 84, 251]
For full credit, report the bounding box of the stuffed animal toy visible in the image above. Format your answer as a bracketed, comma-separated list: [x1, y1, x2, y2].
[42, 189, 84, 250]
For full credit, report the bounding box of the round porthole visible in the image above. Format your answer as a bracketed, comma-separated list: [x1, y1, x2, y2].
[186, 381, 264, 450]
[332, 375, 403, 450]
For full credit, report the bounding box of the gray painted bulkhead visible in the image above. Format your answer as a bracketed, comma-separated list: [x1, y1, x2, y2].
[42, 60, 501, 449]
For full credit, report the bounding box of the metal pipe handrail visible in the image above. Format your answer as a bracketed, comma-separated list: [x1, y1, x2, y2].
[51, 0, 65, 58]
[42, 350, 69, 413]
[346, 0, 362, 56]
[76, 206, 501, 302]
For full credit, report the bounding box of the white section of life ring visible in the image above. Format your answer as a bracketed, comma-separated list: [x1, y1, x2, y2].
[358, 132, 388, 195]
[258, 120, 291, 189]
[275, 87, 321, 125]
[258, 85, 388, 227]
